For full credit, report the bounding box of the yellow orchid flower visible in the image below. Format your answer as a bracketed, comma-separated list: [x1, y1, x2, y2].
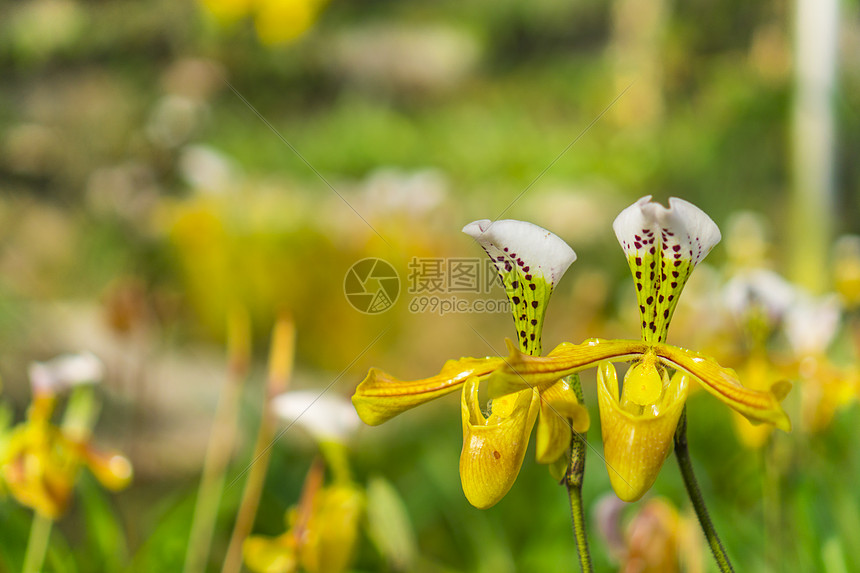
[356, 219, 587, 508]
[353, 197, 791, 507]
[0, 394, 132, 519]
[244, 460, 363, 573]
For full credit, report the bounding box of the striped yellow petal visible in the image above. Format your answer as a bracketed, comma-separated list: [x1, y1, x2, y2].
[486, 338, 647, 398]
[654, 344, 791, 432]
[352, 357, 504, 426]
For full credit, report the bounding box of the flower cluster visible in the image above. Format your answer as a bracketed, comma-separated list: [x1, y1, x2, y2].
[353, 196, 791, 507]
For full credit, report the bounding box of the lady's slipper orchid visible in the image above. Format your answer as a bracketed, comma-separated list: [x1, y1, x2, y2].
[487, 197, 790, 500]
[355, 219, 587, 508]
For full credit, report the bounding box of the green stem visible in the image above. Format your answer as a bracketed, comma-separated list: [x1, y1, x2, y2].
[674, 407, 734, 573]
[221, 315, 293, 573]
[183, 371, 245, 573]
[22, 513, 52, 573]
[565, 375, 593, 573]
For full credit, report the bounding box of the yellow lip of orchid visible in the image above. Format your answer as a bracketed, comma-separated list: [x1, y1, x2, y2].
[597, 361, 689, 502]
[459, 377, 541, 509]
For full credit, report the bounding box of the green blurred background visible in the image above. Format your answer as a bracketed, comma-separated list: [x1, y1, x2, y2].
[1, 0, 860, 571]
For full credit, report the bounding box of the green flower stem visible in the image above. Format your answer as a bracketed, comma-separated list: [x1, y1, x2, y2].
[22, 512, 52, 573]
[674, 407, 734, 573]
[220, 406, 274, 573]
[565, 374, 593, 573]
[221, 315, 294, 573]
[184, 309, 251, 573]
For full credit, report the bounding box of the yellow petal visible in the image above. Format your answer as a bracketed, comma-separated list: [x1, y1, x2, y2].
[655, 344, 791, 431]
[459, 378, 540, 509]
[300, 484, 364, 573]
[597, 364, 689, 502]
[487, 338, 647, 398]
[353, 357, 504, 425]
[81, 446, 133, 491]
[243, 534, 297, 573]
[535, 378, 590, 465]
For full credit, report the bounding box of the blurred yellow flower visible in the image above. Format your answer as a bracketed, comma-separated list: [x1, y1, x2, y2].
[198, 0, 329, 45]
[784, 292, 857, 433]
[244, 461, 363, 573]
[0, 395, 132, 519]
[198, 0, 255, 24]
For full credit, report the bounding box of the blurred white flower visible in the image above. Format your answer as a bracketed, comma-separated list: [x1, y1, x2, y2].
[271, 391, 361, 443]
[178, 145, 240, 194]
[723, 268, 796, 326]
[784, 292, 841, 356]
[28, 352, 104, 394]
